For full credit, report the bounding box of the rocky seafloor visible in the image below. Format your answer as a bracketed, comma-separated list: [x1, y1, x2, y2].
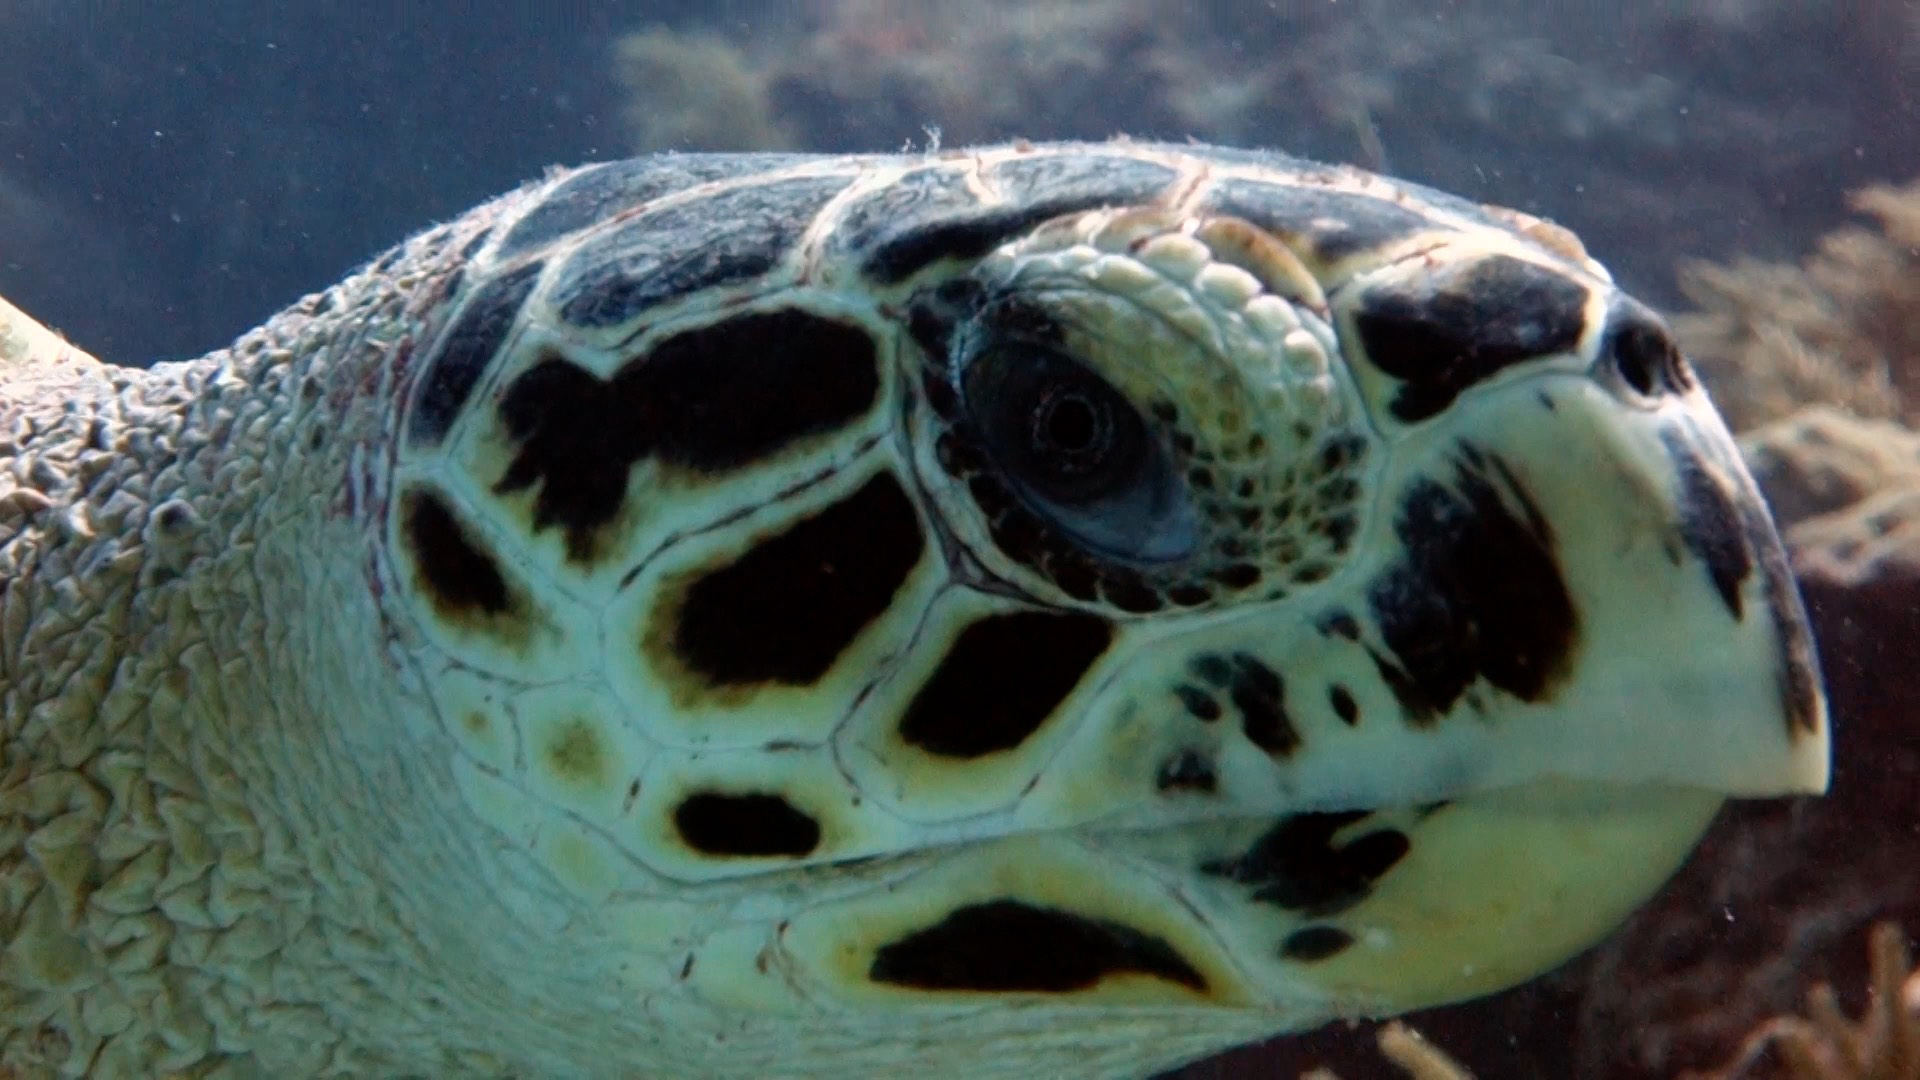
[1, 2, 1916, 1077]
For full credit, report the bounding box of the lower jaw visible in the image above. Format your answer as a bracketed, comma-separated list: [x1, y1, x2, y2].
[761, 781, 1721, 1021]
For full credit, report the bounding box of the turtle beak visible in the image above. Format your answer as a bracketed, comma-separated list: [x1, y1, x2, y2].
[1331, 345, 1831, 799]
[1254, 258, 1831, 807]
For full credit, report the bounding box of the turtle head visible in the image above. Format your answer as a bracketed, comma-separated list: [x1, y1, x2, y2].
[374, 148, 1828, 1066]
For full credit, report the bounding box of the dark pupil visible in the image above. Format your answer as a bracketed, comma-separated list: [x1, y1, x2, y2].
[1033, 387, 1107, 471]
[962, 344, 1145, 506]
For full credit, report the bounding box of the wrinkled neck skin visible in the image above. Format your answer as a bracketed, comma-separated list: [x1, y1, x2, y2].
[0, 213, 1266, 1078]
[0, 220, 598, 1075]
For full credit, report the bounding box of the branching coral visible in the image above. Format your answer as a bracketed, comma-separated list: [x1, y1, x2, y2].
[1686, 922, 1920, 1080]
[1297, 924, 1919, 1080]
[1299, 1022, 1477, 1080]
[1675, 180, 1920, 433]
[1371, 1023, 1477, 1080]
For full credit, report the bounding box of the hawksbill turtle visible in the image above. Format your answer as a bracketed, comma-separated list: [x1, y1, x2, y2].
[0, 141, 1828, 1078]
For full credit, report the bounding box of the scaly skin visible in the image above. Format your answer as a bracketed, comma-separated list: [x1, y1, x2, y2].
[0, 221, 579, 1076]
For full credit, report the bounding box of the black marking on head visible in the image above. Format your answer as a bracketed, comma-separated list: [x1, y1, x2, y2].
[836, 164, 983, 261]
[495, 310, 881, 558]
[555, 174, 850, 327]
[1662, 430, 1753, 620]
[1156, 749, 1218, 793]
[1169, 583, 1213, 607]
[1280, 925, 1355, 962]
[1759, 515, 1825, 739]
[1367, 647, 1438, 727]
[1329, 684, 1359, 726]
[1601, 298, 1694, 398]
[1351, 254, 1591, 423]
[1317, 433, 1368, 472]
[1204, 812, 1410, 917]
[900, 611, 1113, 757]
[671, 472, 924, 687]
[501, 154, 818, 258]
[892, 212, 1041, 291]
[401, 488, 513, 619]
[906, 278, 989, 371]
[1225, 654, 1299, 757]
[1191, 654, 1234, 687]
[407, 260, 544, 448]
[1099, 577, 1165, 613]
[1205, 179, 1444, 262]
[1662, 432, 1824, 737]
[636, 311, 881, 472]
[1317, 610, 1362, 640]
[1193, 655, 1297, 750]
[869, 900, 1207, 993]
[986, 152, 1180, 207]
[1366, 448, 1578, 719]
[1175, 685, 1222, 722]
[865, 154, 1177, 283]
[672, 792, 821, 857]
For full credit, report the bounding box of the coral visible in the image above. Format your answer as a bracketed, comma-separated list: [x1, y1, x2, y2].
[1737, 406, 1920, 586]
[1294, 925, 1920, 1080]
[1675, 180, 1920, 433]
[1686, 922, 1920, 1079]
[1738, 408, 1920, 528]
[1788, 485, 1920, 588]
[1299, 1022, 1477, 1080]
[1373, 1024, 1476, 1080]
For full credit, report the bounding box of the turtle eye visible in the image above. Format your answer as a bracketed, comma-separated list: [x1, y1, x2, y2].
[962, 344, 1196, 563]
[971, 347, 1146, 504]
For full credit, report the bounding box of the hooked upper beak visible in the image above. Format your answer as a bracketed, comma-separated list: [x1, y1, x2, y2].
[1283, 240, 1829, 806]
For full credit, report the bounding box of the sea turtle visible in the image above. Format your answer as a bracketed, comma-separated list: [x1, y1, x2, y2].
[0, 140, 1828, 1078]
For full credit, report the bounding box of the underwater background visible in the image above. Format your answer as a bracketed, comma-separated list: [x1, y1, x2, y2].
[0, 2, 1915, 1076]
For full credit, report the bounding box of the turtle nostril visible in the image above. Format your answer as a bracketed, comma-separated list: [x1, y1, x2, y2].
[1601, 304, 1694, 399]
